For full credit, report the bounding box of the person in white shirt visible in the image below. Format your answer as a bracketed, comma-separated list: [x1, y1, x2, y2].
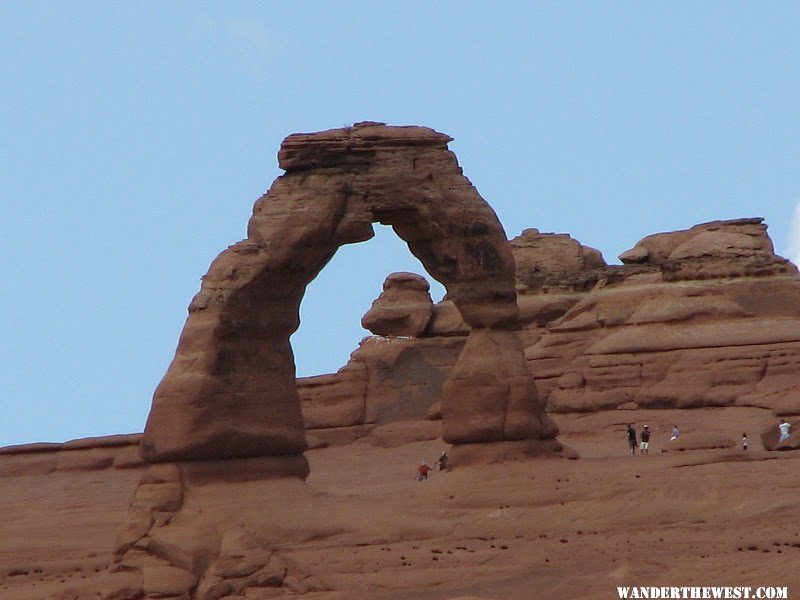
[778, 420, 791, 442]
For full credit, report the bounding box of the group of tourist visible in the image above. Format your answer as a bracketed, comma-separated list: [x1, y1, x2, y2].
[414, 419, 793, 475]
[625, 419, 792, 455]
[415, 419, 793, 478]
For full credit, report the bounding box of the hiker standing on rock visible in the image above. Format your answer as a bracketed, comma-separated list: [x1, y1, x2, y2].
[670, 424, 680, 441]
[437, 451, 448, 471]
[742, 433, 748, 451]
[627, 424, 637, 456]
[640, 425, 651, 455]
[778, 419, 791, 442]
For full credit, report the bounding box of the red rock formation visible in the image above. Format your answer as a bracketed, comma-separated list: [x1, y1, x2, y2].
[0, 434, 143, 478]
[141, 122, 558, 463]
[522, 219, 800, 415]
[298, 334, 465, 446]
[619, 217, 796, 280]
[511, 228, 606, 292]
[361, 271, 434, 337]
[300, 270, 568, 451]
[300, 218, 800, 434]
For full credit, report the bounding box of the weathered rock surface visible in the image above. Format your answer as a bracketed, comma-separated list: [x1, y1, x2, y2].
[109, 456, 312, 600]
[105, 123, 574, 600]
[510, 228, 606, 292]
[619, 217, 796, 280]
[361, 272, 434, 337]
[0, 434, 143, 478]
[142, 122, 557, 463]
[364, 420, 441, 448]
[298, 334, 466, 444]
[301, 218, 800, 436]
[517, 218, 800, 416]
[8, 122, 800, 600]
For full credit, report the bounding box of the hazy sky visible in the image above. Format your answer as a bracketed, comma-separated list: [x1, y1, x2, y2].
[1, 2, 798, 446]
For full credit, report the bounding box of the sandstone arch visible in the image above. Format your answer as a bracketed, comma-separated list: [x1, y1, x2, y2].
[141, 122, 558, 462]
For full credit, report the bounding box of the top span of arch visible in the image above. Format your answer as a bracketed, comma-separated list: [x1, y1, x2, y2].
[278, 122, 453, 172]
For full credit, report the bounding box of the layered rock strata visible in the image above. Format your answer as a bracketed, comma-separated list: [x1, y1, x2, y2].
[0, 434, 143, 478]
[529, 219, 800, 415]
[300, 218, 800, 443]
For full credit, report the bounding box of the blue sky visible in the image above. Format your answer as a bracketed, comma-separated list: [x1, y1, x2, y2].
[1, 2, 798, 446]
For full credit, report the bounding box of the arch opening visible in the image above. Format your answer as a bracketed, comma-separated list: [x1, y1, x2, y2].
[293, 223, 445, 378]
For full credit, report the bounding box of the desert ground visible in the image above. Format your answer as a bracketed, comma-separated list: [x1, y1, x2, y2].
[1, 406, 798, 600]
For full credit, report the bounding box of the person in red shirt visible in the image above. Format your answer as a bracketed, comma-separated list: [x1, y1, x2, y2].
[417, 461, 431, 481]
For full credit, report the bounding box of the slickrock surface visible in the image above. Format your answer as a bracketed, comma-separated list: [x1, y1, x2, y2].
[142, 122, 558, 465]
[2, 408, 800, 599]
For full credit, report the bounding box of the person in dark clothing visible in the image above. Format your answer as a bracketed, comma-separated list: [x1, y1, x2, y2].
[627, 424, 637, 456]
[437, 451, 448, 471]
[640, 425, 651, 455]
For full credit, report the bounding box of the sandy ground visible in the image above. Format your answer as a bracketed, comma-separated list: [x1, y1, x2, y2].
[1, 407, 799, 599]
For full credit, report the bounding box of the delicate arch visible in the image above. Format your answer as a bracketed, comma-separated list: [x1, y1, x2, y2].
[141, 123, 557, 462]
